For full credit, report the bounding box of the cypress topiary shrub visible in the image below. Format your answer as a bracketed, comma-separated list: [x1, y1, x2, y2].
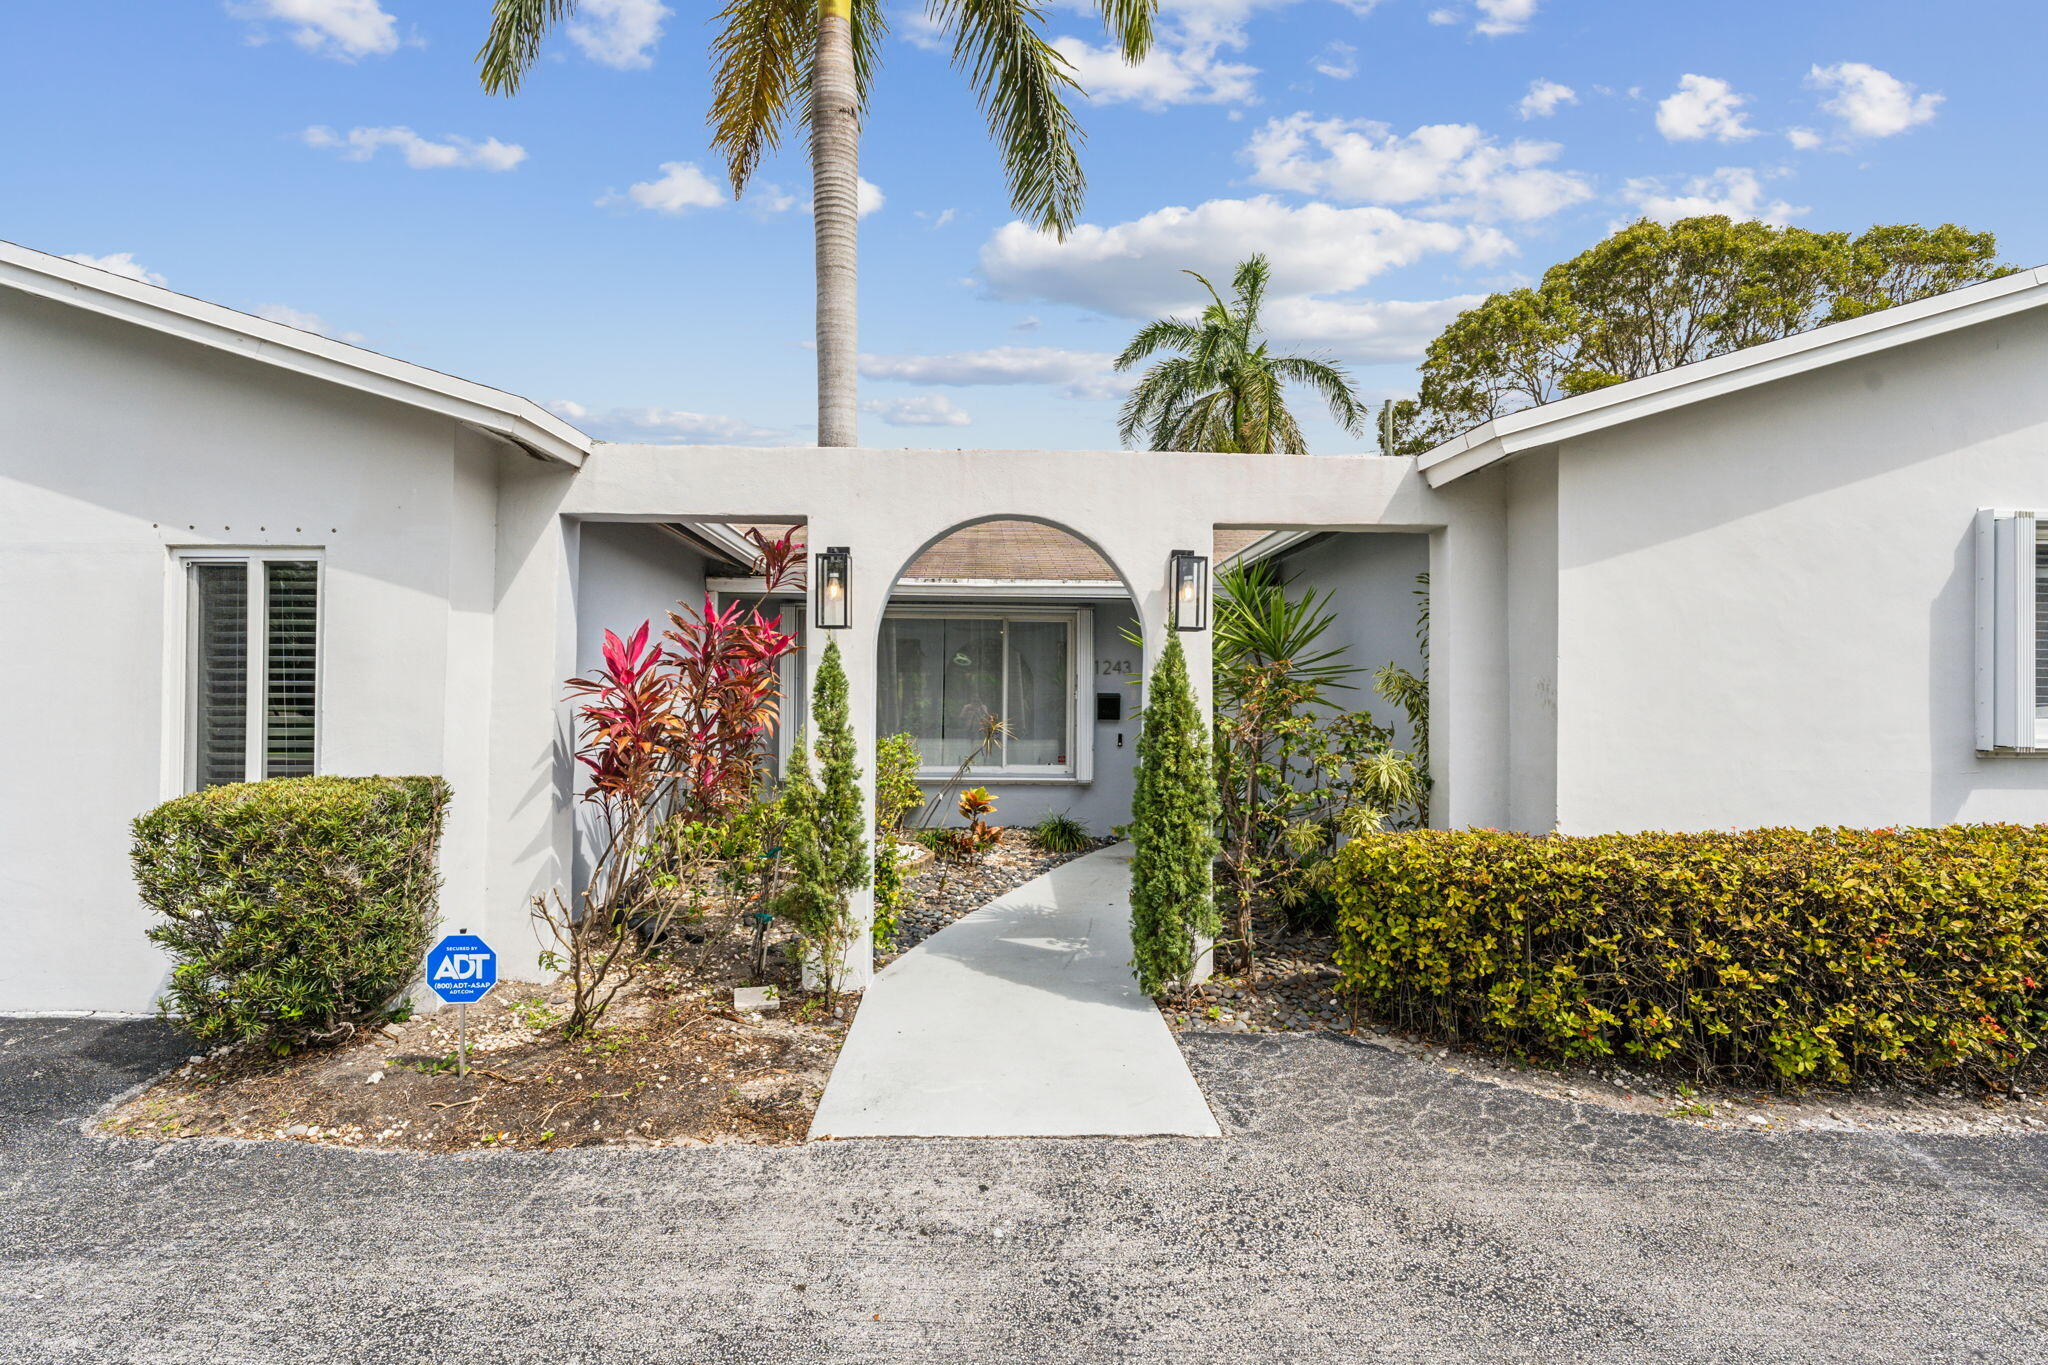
[133, 775, 452, 1052]
[1329, 825, 2048, 1084]
[1129, 636, 1221, 995]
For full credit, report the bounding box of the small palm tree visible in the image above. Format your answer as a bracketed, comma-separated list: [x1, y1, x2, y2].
[1115, 255, 1368, 454]
[479, 0, 1154, 448]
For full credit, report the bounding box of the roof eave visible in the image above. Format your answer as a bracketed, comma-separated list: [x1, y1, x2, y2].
[1418, 266, 2048, 488]
[0, 241, 589, 467]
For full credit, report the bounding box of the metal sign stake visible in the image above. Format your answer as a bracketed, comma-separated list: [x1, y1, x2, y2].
[425, 927, 496, 1082]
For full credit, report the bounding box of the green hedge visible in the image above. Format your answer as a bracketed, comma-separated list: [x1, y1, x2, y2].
[134, 776, 452, 1052]
[1329, 826, 2048, 1084]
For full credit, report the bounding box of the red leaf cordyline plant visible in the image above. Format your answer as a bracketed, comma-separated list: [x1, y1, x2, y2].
[536, 531, 806, 1034]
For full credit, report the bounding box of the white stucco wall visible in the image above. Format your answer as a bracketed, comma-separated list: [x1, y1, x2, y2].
[0, 292, 520, 1012]
[1548, 308, 2048, 832]
[1504, 455, 1560, 833]
[1268, 532, 1431, 755]
[570, 521, 708, 889]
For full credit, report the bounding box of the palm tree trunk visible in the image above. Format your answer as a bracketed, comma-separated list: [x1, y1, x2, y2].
[811, 0, 859, 447]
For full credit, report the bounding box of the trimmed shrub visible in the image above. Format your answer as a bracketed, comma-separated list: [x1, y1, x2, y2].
[871, 732, 925, 949]
[1129, 636, 1221, 995]
[1330, 826, 2048, 1085]
[134, 776, 452, 1052]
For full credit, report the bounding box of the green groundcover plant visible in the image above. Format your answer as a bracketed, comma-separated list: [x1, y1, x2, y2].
[1329, 825, 2048, 1085]
[134, 776, 452, 1053]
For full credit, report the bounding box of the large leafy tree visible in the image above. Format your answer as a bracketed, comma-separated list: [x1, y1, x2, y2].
[1115, 254, 1368, 454]
[478, 0, 1153, 448]
[1383, 216, 2017, 454]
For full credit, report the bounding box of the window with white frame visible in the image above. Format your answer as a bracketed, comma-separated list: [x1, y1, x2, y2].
[878, 607, 1093, 779]
[1974, 510, 2048, 752]
[182, 553, 321, 789]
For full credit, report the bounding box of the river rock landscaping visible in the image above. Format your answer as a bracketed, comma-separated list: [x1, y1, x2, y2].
[881, 828, 1114, 958]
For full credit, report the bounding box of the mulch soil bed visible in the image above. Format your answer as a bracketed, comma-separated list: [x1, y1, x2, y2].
[104, 925, 854, 1153]
[880, 828, 1114, 960]
[1162, 910, 2048, 1137]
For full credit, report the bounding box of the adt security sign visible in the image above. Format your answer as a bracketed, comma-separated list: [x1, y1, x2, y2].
[426, 933, 496, 1004]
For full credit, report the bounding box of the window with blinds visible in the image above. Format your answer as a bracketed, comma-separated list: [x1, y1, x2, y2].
[185, 556, 320, 789]
[1974, 510, 2048, 752]
[2036, 542, 2048, 722]
[876, 608, 1089, 778]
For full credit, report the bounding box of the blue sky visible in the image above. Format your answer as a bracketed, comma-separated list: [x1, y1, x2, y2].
[5, 0, 2042, 450]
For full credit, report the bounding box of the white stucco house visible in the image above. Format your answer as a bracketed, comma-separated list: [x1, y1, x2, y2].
[8, 237, 2048, 1014]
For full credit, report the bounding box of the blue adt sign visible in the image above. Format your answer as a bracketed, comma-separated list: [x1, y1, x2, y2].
[425, 933, 497, 1005]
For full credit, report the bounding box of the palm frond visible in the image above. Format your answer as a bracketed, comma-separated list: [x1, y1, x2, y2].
[1092, 0, 1153, 61]
[710, 0, 811, 195]
[477, 0, 579, 95]
[1118, 356, 1203, 445]
[1270, 355, 1367, 436]
[1113, 316, 1205, 370]
[1231, 253, 1270, 327]
[928, 0, 1086, 234]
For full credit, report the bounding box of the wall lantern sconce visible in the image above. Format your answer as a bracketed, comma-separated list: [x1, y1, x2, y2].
[1169, 549, 1210, 632]
[814, 546, 852, 629]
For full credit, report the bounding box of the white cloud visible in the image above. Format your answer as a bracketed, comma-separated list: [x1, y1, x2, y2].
[1310, 41, 1357, 80]
[603, 164, 881, 217]
[857, 177, 886, 217]
[1621, 166, 1806, 226]
[1265, 293, 1484, 359]
[251, 302, 367, 344]
[1655, 74, 1758, 143]
[1054, 34, 1258, 108]
[1473, 0, 1537, 35]
[1426, 0, 1536, 34]
[1517, 78, 1575, 119]
[980, 195, 1504, 320]
[567, 0, 670, 70]
[863, 395, 973, 427]
[1807, 62, 1942, 139]
[61, 252, 166, 286]
[1785, 126, 1824, 151]
[545, 399, 786, 444]
[600, 160, 726, 213]
[860, 345, 1116, 388]
[302, 125, 526, 171]
[1244, 114, 1592, 221]
[899, 8, 947, 50]
[229, 0, 399, 60]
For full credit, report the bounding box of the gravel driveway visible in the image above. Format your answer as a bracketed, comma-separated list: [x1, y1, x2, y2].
[5, 1015, 2047, 1363]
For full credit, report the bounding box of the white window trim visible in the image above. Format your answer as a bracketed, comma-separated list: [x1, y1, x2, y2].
[165, 548, 326, 794]
[1973, 510, 2048, 753]
[881, 604, 1095, 784]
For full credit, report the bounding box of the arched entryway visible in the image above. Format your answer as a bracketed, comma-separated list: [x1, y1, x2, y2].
[873, 515, 1147, 840]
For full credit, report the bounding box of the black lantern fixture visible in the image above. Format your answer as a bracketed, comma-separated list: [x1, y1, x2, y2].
[1169, 548, 1210, 631]
[814, 545, 852, 629]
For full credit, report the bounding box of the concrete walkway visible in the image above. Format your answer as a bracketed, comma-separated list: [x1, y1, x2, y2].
[810, 842, 1220, 1139]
